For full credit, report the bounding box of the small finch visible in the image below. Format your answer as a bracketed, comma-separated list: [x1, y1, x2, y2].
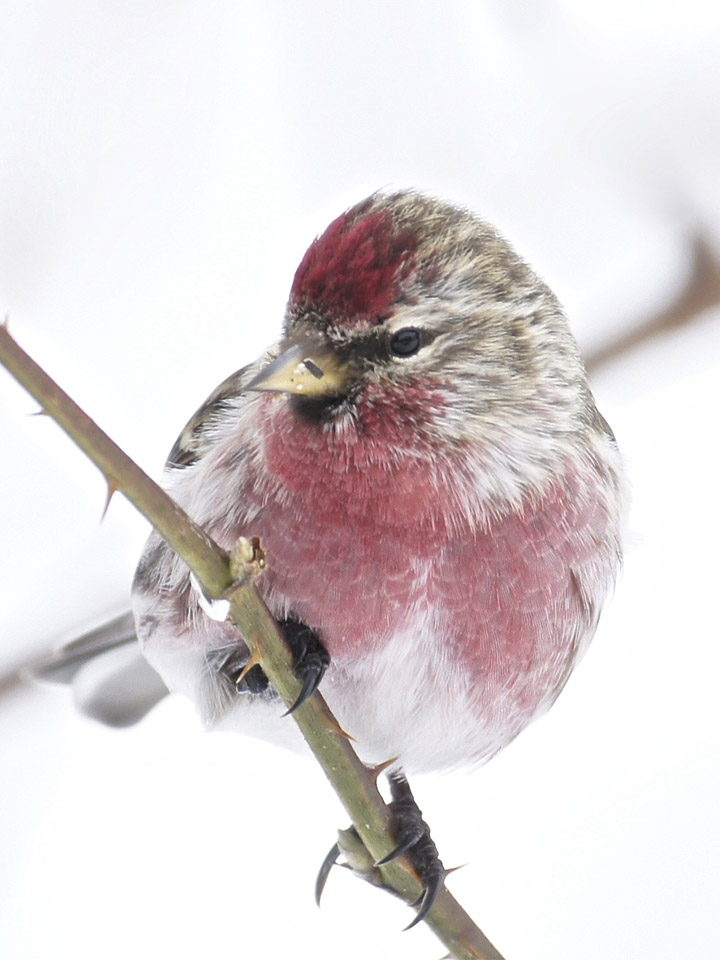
[39, 190, 626, 917]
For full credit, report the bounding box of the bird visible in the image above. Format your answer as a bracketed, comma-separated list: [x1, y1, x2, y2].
[35, 189, 626, 920]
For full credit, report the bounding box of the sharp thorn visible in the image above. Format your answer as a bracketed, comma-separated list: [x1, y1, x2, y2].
[101, 482, 118, 521]
[368, 757, 398, 782]
[315, 842, 341, 906]
[29, 408, 49, 417]
[321, 714, 357, 741]
[235, 652, 262, 686]
[459, 942, 486, 959]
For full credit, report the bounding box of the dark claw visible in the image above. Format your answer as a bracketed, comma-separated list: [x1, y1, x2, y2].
[283, 653, 326, 714]
[382, 772, 446, 929]
[403, 875, 443, 929]
[375, 834, 418, 865]
[278, 618, 330, 715]
[315, 841, 341, 906]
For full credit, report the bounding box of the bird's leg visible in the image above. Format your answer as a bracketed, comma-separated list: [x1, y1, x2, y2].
[378, 771, 446, 928]
[214, 617, 329, 709]
[316, 770, 446, 929]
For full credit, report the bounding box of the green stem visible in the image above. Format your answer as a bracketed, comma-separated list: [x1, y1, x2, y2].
[0, 321, 505, 960]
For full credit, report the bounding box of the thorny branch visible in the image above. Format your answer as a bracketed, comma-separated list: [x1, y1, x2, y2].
[0, 320, 505, 960]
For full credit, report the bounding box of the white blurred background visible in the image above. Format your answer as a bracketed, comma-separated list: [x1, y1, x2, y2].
[1, 3, 719, 958]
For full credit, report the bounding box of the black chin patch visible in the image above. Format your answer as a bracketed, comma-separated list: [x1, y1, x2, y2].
[290, 393, 349, 424]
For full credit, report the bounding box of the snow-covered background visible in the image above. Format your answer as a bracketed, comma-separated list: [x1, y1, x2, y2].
[1, 3, 719, 958]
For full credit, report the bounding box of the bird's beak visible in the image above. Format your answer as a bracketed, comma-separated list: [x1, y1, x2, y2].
[246, 340, 349, 397]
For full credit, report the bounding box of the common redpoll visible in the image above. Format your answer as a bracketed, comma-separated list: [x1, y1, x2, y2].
[129, 188, 625, 767]
[39, 190, 626, 918]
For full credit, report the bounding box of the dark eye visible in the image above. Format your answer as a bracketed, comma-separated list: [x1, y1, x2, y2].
[389, 327, 423, 357]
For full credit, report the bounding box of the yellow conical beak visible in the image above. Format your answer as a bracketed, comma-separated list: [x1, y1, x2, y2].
[247, 341, 349, 397]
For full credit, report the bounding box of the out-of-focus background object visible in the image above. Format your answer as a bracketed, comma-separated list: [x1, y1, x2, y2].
[1, 3, 718, 958]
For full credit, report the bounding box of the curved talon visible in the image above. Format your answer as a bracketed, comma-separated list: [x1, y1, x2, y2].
[403, 873, 444, 930]
[315, 841, 341, 906]
[383, 771, 446, 930]
[282, 656, 326, 715]
[278, 619, 330, 715]
[375, 835, 417, 866]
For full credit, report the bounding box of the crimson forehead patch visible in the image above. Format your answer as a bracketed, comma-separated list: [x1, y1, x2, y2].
[290, 208, 418, 326]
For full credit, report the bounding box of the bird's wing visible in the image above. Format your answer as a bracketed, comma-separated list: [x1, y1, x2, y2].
[28, 612, 169, 727]
[29, 364, 258, 726]
[30, 611, 138, 683]
[165, 364, 253, 469]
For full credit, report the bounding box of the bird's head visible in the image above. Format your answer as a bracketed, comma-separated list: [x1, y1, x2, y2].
[249, 191, 593, 504]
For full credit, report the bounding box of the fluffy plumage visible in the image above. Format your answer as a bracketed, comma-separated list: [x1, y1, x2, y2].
[131, 190, 626, 774]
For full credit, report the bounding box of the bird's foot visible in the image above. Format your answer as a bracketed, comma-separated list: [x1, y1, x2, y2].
[316, 772, 446, 929]
[279, 618, 330, 714]
[315, 826, 387, 905]
[378, 772, 446, 928]
[213, 616, 329, 708]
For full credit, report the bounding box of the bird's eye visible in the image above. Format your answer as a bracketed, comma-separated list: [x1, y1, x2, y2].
[389, 327, 423, 357]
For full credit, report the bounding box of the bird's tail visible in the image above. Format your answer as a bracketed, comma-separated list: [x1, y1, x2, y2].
[28, 611, 168, 727]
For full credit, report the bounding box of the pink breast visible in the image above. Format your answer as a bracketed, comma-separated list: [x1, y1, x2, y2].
[252, 401, 450, 644]
[228, 394, 613, 717]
